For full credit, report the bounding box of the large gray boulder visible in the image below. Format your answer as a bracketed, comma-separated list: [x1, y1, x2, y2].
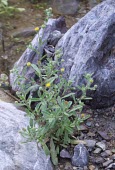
[0, 102, 53, 170]
[10, 17, 67, 92]
[56, 0, 115, 109]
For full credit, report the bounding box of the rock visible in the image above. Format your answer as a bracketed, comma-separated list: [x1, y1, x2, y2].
[10, 17, 67, 92]
[93, 148, 102, 154]
[71, 144, 89, 167]
[112, 149, 115, 153]
[52, 0, 79, 15]
[111, 154, 115, 160]
[73, 167, 83, 170]
[105, 150, 112, 156]
[48, 30, 63, 47]
[101, 150, 112, 157]
[89, 165, 95, 170]
[95, 157, 104, 164]
[85, 140, 96, 148]
[105, 163, 115, 169]
[34, 151, 53, 170]
[11, 27, 36, 38]
[79, 124, 88, 132]
[97, 131, 110, 141]
[95, 123, 99, 127]
[60, 149, 71, 159]
[44, 45, 55, 58]
[103, 159, 113, 167]
[56, 0, 115, 109]
[96, 141, 106, 151]
[86, 121, 92, 127]
[0, 102, 53, 170]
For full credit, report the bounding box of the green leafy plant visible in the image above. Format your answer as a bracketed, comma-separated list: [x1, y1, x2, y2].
[0, 0, 25, 16]
[12, 8, 97, 166]
[14, 57, 96, 165]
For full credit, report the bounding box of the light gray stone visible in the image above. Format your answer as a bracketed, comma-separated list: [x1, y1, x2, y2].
[96, 141, 106, 151]
[103, 160, 113, 167]
[101, 150, 112, 157]
[0, 102, 53, 170]
[85, 140, 96, 148]
[93, 148, 102, 154]
[56, 0, 115, 109]
[105, 163, 115, 169]
[60, 149, 71, 159]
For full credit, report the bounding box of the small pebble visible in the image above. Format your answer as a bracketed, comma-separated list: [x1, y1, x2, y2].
[97, 131, 110, 141]
[105, 150, 112, 156]
[86, 121, 92, 127]
[94, 148, 102, 154]
[95, 157, 104, 164]
[89, 165, 95, 170]
[59, 165, 63, 168]
[101, 150, 112, 157]
[110, 154, 115, 160]
[95, 123, 99, 127]
[60, 149, 71, 159]
[85, 140, 96, 148]
[79, 124, 88, 131]
[103, 160, 113, 167]
[96, 141, 106, 151]
[105, 163, 115, 169]
[112, 149, 115, 153]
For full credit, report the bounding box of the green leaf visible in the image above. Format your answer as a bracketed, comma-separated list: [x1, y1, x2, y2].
[84, 97, 92, 100]
[49, 117, 54, 123]
[31, 97, 42, 102]
[29, 118, 34, 127]
[31, 64, 41, 76]
[50, 138, 58, 165]
[60, 144, 67, 148]
[46, 75, 58, 84]
[66, 126, 73, 134]
[43, 144, 50, 155]
[52, 105, 60, 109]
[26, 84, 39, 94]
[64, 132, 69, 144]
[57, 96, 62, 106]
[56, 146, 59, 154]
[63, 112, 69, 116]
[62, 93, 75, 99]
[1, 0, 8, 6]
[69, 105, 82, 113]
